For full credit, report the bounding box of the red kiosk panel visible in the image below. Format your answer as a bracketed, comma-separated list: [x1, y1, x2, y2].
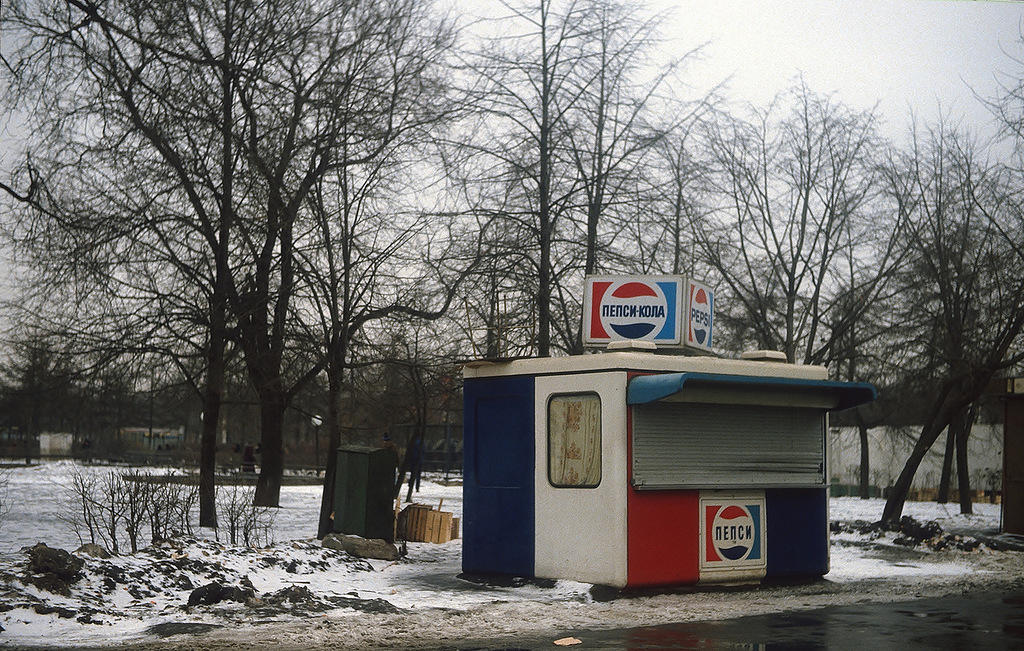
[627, 488, 700, 586]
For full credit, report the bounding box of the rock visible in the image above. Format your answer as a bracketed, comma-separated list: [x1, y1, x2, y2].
[30, 573, 74, 596]
[321, 534, 345, 552]
[326, 594, 402, 614]
[146, 622, 223, 638]
[898, 516, 943, 542]
[322, 533, 399, 561]
[24, 543, 84, 595]
[186, 582, 256, 607]
[264, 585, 315, 605]
[26, 544, 84, 580]
[33, 603, 77, 619]
[74, 543, 110, 559]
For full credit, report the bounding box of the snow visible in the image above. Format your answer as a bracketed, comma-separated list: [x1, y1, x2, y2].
[829, 495, 1003, 531]
[0, 461, 1020, 649]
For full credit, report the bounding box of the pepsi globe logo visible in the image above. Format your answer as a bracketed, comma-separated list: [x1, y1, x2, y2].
[598, 281, 668, 340]
[689, 286, 712, 346]
[711, 505, 757, 561]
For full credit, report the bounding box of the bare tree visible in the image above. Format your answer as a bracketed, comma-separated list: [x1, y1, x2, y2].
[464, 0, 684, 355]
[464, 0, 596, 356]
[880, 121, 1024, 523]
[0, 0, 264, 524]
[251, 0, 469, 534]
[564, 0, 668, 277]
[121, 471, 150, 554]
[1, 0, 467, 510]
[697, 81, 892, 363]
[641, 95, 717, 278]
[59, 468, 102, 548]
[222, 0, 471, 507]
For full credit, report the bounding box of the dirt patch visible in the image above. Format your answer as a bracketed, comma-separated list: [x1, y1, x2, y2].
[146, 622, 224, 638]
[830, 516, 984, 551]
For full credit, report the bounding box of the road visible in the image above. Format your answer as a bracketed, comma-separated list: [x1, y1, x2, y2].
[456, 590, 1024, 650]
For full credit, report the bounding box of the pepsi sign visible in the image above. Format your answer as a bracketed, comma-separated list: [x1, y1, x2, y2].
[700, 494, 766, 571]
[583, 276, 683, 347]
[685, 280, 714, 351]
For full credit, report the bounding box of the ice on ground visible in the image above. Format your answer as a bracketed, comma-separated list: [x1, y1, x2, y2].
[827, 543, 978, 582]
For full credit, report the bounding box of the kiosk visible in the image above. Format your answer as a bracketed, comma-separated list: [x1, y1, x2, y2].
[463, 276, 875, 587]
[462, 350, 875, 587]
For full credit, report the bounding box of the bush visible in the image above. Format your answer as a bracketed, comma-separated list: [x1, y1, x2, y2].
[215, 483, 276, 548]
[0, 468, 10, 533]
[59, 467, 199, 554]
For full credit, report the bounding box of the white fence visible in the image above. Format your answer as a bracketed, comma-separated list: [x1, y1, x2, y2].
[828, 424, 1003, 492]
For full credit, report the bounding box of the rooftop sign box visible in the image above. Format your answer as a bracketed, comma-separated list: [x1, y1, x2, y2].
[685, 278, 714, 352]
[582, 275, 714, 351]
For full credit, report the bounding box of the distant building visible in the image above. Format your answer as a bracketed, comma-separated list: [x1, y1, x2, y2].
[38, 432, 74, 456]
[118, 426, 186, 450]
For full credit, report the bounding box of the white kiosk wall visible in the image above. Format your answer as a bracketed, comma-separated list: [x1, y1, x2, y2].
[533, 372, 629, 587]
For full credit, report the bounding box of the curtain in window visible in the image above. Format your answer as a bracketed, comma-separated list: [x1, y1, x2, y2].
[549, 394, 601, 487]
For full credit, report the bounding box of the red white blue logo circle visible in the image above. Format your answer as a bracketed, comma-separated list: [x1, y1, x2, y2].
[598, 281, 668, 340]
[710, 504, 758, 561]
[691, 288, 711, 345]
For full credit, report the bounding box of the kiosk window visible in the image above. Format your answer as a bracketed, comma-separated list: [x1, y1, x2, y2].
[548, 393, 601, 487]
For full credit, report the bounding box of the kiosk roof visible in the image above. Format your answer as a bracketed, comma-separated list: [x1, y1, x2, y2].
[463, 351, 828, 381]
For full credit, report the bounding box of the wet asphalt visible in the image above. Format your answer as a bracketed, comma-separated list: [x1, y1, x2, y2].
[454, 590, 1024, 650]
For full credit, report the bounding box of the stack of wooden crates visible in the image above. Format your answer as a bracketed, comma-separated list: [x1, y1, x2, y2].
[399, 502, 460, 543]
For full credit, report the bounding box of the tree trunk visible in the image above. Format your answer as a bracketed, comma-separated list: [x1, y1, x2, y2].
[585, 201, 599, 276]
[317, 374, 343, 539]
[882, 377, 985, 523]
[856, 410, 871, 499]
[937, 425, 955, 503]
[955, 403, 976, 515]
[254, 391, 286, 507]
[881, 422, 942, 523]
[198, 329, 223, 528]
[536, 6, 552, 358]
[882, 385, 960, 523]
[485, 274, 499, 358]
[201, 0, 234, 529]
[537, 213, 551, 356]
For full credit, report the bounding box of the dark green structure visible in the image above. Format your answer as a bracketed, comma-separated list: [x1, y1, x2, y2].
[333, 445, 397, 541]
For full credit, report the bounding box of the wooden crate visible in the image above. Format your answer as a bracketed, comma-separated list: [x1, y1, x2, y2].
[399, 503, 457, 543]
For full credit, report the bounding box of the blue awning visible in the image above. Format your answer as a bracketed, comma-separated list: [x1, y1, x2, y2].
[627, 372, 876, 412]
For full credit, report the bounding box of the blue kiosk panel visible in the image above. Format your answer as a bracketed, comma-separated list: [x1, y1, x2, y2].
[765, 488, 829, 578]
[463, 375, 535, 576]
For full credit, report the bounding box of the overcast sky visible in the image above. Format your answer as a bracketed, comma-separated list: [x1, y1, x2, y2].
[657, 0, 1023, 140]
[3, 1, 1020, 150]
[0, 0, 1020, 332]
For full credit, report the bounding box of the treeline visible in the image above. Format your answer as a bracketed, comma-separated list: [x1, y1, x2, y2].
[1, 0, 1022, 529]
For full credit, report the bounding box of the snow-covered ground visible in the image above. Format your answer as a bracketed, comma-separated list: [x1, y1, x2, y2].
[0, 461, 1020, 650]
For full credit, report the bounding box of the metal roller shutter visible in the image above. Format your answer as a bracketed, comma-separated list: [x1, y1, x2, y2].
[631, 402, 825, 488]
